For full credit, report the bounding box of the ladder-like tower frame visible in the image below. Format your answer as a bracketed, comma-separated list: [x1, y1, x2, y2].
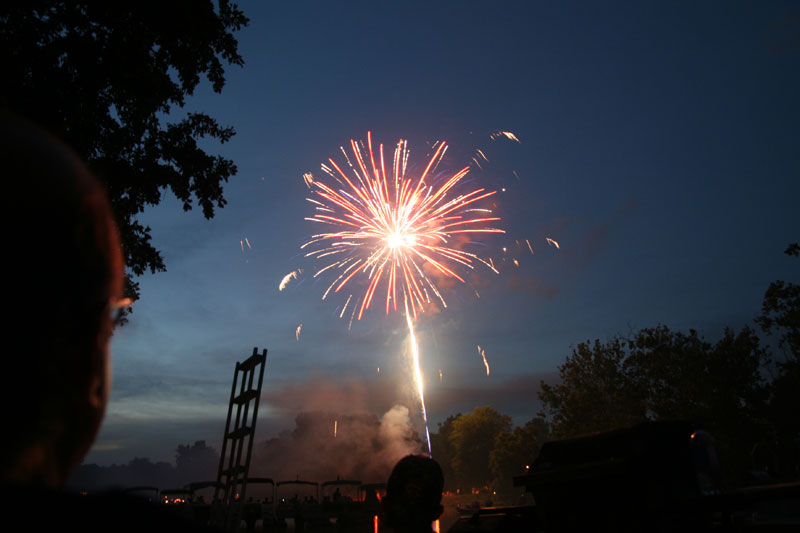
[214, 347, 267, 530]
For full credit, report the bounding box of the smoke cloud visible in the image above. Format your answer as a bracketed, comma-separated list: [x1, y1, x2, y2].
[251, 406, 425, 485]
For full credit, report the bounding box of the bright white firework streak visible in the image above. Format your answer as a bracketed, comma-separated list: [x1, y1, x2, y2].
[405, 301, 431, 456]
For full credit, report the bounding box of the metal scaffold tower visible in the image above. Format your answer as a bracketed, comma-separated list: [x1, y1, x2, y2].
[214, 347, 267, 530]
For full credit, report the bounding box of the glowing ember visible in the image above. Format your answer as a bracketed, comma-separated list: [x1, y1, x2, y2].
[296, 324, 302, 341]
[279, 269, 302, 291]
[546, 237, 560, 249]
[239, 237, 253, 256]
[490, 130, 521, 143]
[478, 345, 490, 376]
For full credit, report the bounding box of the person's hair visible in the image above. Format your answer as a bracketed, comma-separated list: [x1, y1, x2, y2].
[383, 455, 444, 530]
[1, 114, 123, 476]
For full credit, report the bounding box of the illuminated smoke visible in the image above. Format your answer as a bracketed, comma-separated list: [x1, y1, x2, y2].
[252, 407, 423, 483]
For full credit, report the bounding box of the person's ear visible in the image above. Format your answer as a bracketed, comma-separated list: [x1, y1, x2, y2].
[88, 371, 106, 410]
[87, 332, 111, 411]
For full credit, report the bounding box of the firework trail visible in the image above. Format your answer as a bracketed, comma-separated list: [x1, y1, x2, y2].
[303, 131, 504, 455]
[407, 300, 431, 455]
[477, 345, 490, 376]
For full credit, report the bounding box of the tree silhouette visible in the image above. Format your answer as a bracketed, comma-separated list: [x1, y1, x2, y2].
[175, 440, 219, 482]
[447, 406, 511, 492]
[489, 417, 550, 500]
[539, 325, 769, 483]
[538, 337, 646, 439]
[757, 242, 800, 361]
[429, 414, 459, 492]
[0, 2, 249, 306]
[757, 242, 800, 478]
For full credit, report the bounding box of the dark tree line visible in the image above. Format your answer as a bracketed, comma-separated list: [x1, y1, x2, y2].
[539, 243, 800, 485]
[1, 2, 248, 308]
[69, 440, 219, 492]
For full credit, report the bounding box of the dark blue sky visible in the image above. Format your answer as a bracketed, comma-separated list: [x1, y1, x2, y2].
[86, 1, 799, 465]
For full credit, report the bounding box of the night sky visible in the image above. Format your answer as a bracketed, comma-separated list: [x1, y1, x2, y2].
[85, 1, 799, 466]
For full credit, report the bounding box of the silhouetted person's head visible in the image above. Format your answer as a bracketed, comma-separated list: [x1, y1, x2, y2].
[1, 114, 123, 487]
[383, 455, 444, 533]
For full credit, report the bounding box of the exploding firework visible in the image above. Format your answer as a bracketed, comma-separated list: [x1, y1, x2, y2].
[302, 131, 504, 319]
[303, 131, 505, 455]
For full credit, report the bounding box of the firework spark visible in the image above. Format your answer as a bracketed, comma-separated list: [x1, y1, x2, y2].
[279, 269, 303, 291]
[477, 345, 490, 376]
[296, 324, 303, 341]
[490, 131, 521, 143]
[302, 131, 504, 321]
[546, 237, 560, 249]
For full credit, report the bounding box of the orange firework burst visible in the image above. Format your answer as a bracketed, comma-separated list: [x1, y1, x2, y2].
[302, 132, 505, 321]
